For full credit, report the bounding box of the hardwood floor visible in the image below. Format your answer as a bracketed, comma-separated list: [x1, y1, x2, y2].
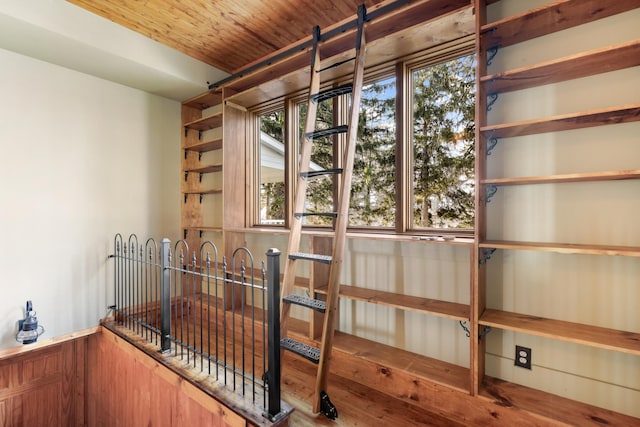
[281, 355, 466, 426]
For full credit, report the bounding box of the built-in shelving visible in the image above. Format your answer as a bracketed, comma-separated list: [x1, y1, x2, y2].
[475, 0, 640, 421]
[482, 40, 640, 94]
[288, 318, 470, 393]
[183, 112, 223, 132]
[482, 170, 640, 186]
[183, 188, 223, 196]
[480, 104, 640, 138]
[183, 138, 223, 153]
[181, 88, 225, 256]
[481, 0, 639, 49]
[479, 240, 640, 257]
[184, 164, 223, 175]
[480, 309, 640, 356]
[183, 91, 223, 110]
[222, 2, 474, 108]
[313, 284, 470, 321]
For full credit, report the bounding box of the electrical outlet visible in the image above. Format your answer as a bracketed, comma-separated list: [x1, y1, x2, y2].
[515, 345, 532, 369]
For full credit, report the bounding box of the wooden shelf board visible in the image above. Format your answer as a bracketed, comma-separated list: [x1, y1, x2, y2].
[480, 104, 640, 138]
[288, 318, 470, 393]
[184, 226, 223, 232]
[311, 284, 469, 321]
[183, 188, 222, 195]
[184, 112, 223, 131]
[183, 90, 223, 110]
[481, 0, 640, 49]
[224, 3, 473, 108]
[480, 309, 640, 356]
[482, 40, 640, 94]
[480, 240, 640, 257]
[183, 138, 223, 153]
[185, 164, 223, 174]
[480, 376, 640, 426]
[223, 226, 475, 246]
[482, 170, 640, 186]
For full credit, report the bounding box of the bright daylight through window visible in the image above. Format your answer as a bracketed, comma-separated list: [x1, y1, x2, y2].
[411, 53, 476, 230]
[255, 50, 475, 233]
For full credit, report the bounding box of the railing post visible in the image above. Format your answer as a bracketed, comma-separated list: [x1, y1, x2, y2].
[160, 238, 171, 353]
[265, 248, 282, 420]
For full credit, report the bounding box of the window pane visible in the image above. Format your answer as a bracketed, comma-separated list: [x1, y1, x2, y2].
[298, 100, 335, 226]
[259, 110, 285, 225]
[412, 54, 475, 229]
[350, 76, 396, 227]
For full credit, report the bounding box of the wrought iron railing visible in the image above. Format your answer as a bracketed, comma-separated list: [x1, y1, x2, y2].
[108, 233, 285, 421]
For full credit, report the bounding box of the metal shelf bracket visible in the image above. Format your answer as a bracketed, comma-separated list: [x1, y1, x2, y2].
[459, 321, 493, 339]
[486, 184, 498, 203]
[486, 45, 500, 66]
[487, 137, 499, 156]
[479, 248, 497, 265]
[486, 93, 499, 111]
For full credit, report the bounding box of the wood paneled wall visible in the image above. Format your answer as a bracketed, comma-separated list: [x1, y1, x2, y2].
[0, 328, 252, 427]
[86, 328, 247, 427]
[0, 331, 91, 426]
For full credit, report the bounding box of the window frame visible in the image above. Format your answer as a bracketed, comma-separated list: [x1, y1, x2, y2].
[249, 38, 476, 237]
[404, 43, 476, 235]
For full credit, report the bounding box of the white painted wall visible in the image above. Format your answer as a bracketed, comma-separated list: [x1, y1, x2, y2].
[0, 48, 181, 349]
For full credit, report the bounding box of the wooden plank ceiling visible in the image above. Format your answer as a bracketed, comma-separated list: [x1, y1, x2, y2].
[67, 0, 390, 73]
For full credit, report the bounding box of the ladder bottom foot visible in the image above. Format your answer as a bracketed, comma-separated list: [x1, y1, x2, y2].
[320, 390, 338, 420]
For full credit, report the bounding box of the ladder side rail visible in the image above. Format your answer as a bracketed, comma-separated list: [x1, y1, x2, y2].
[313, 7, 368, 413]
[280, 27, 322, 335]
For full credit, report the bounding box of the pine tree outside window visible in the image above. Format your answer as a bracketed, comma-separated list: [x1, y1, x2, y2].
[350, 76, 397, 227]
[411, 53, 476, 230]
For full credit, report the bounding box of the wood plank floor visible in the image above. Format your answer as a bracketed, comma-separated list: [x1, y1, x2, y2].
[281, 355, 466, 426]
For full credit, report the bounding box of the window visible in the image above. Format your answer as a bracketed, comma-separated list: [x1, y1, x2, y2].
[258, 109, 285, 225]
[251, 47, 475, 234]
[350, 75, 397, 227]
[296, 98, 336, 226]
[411, 53, 476, 230]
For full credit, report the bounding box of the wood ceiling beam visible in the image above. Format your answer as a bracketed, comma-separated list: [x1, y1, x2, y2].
[211, 0, 470, 89]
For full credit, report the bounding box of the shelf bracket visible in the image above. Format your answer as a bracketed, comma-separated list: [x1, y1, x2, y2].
[486, 93, 499, 111]
[459, 321, 493, 339]
[184, 127, 188, 137]
[486, 45, 500, 66]
[184, 194, 188, 204]
[479, 248, 496, 265]
[198, 131, 202, 140]
[198, 152, 203, 161]
[184, 171, 189, 181]
[459, 321, 471, 337]
[199, 230, 204, 238]
[199, 173, 204, 183]
[485, 184, 498, 203]
[480, 325, 493, 339]
[184, 150, 188, 160]
[199, 194, 204, 204]
[487, 137, 499, 156]
[183, 229, 188, 239]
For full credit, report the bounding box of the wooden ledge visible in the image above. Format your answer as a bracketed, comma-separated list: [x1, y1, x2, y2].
[481, 376, 640, 426]
[0, 326, 100, 360]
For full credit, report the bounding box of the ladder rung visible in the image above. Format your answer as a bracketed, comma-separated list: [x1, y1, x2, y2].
[300, 168, 343, 179]
[289, 252, 332, 264]
[310, 84, 353, 103]
[294, 212, 338, 219]
[305, 125, 348, 140]
[283, 295, 326, 312]
[281, 338, 320, 364]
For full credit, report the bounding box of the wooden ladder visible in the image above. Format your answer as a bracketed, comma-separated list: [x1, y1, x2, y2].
[279, 5, 367, 420]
